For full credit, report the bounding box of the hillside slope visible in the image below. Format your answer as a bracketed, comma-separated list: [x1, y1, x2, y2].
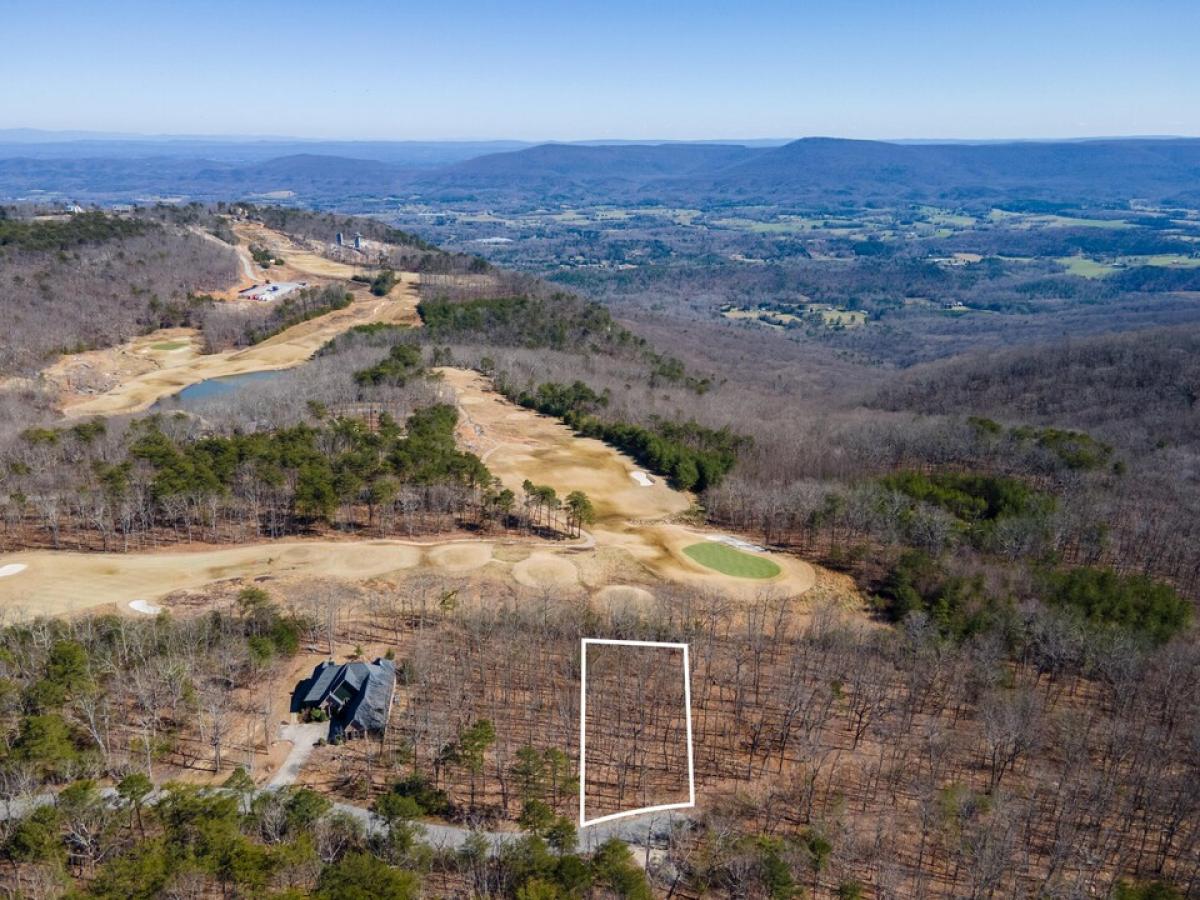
[874, 324, 1200, 451]
[0, 209, 239, 373]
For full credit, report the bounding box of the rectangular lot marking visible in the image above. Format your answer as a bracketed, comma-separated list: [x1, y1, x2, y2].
[579, 638, 695, 827]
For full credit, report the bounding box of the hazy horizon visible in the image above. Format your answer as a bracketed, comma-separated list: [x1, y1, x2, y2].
[4, 0, 1198, 142]
[3, 128, 1198, 147]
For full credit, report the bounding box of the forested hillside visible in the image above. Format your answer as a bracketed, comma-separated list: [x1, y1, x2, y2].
[875, 325, 1200, 451]
[0, 202, 1197, 896]
[0, 207, 238, 373]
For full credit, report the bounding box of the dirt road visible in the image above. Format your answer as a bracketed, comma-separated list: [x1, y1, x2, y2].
[267, 722, 329, 789]
[188, 225, 260, 292]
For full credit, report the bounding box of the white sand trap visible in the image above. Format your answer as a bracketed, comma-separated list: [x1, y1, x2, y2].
[0, 564, 27, 578]
[129, 599, 163, 615]
[512, 552, 579, 589]
[707, 534, 767, 553]
[426, 543, 494, 571]
[630, 471, 653, 487]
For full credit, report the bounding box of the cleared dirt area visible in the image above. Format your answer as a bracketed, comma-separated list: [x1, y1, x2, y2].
[232, 222, 375, 281]
[42, 327, 203, 400]
[56, 280, 420, 417]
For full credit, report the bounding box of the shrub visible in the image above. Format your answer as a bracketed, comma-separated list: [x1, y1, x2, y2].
[1041, 567, 1191, 645]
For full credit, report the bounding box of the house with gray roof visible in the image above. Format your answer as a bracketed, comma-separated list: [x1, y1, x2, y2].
[293, 657, 396, 740]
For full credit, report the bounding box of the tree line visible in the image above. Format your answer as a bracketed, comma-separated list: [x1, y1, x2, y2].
[499, 378, 745, 492]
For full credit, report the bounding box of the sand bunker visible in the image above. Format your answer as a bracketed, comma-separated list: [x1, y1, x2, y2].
[512, 553, 580, 589]
[0, 564, 27, 578]
[129, 599, 163, 615]
[706, 534, 767, 553]
[630, 471, 653, 487]
[426, 543, 494, 572]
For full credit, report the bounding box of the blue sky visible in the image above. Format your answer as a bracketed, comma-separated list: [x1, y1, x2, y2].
[3, 0, 1198, 141]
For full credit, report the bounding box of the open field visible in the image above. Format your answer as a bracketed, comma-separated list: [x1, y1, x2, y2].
[722, 304, 865, 330]
[722, 306, 799, 329]
[1058, 253, 1200, 278]
[1057, 255, 1116, 278]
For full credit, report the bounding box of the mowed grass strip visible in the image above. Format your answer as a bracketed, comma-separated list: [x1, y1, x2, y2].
[683, 542, 781, 579]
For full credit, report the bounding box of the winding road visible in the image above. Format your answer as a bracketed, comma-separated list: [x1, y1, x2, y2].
[0, 779, 688, 859]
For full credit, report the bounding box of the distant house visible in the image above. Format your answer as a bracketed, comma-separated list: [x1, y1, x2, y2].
[293, 658, 396, 740]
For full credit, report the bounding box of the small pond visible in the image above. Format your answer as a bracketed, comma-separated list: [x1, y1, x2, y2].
[155, 369, 286, 411]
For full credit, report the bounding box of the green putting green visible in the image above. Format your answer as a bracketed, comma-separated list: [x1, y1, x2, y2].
[151, 341, 188, 351]
[683, 542, 781, 579]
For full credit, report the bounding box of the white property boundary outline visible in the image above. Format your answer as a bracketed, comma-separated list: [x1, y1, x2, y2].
[579, 638, 696, 827]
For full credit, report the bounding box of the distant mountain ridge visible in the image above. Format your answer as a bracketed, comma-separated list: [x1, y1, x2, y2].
[411, 137, 1200, 206]
[2, 136, 1198, 206]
